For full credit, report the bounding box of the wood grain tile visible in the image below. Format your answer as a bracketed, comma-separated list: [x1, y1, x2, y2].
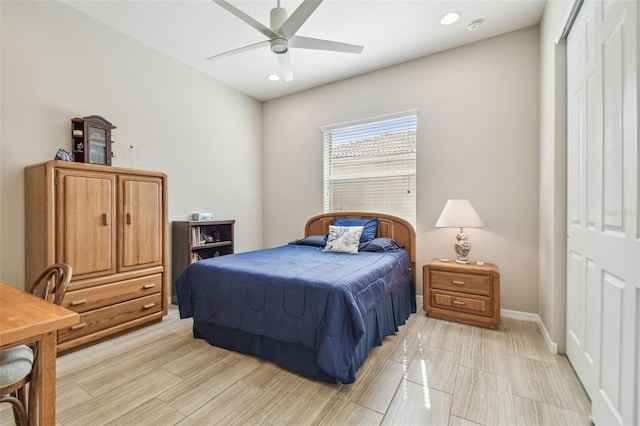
[310, 396, 383, 425]
[423, 317, 472, 353]
[0, 305, 592, 425]
[506, 354, 591, 419]
[451, 365, 515, 425]
[105, 398, 186, 426]
[381, 381, 451, 425]
[502, 318, 556, 362]
[336, 356, 405, 413]
[56, 367, 184, 425]
[448, 415, 484, 426]
[405, 344, 459, 393]
[513, 395, 590, 426]
[460, 325, 510, 376]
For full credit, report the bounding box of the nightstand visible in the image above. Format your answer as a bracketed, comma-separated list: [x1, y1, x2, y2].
[423, 258, 500, 329]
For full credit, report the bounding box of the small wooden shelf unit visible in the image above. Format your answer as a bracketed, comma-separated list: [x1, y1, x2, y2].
[171, 220, 235, 303]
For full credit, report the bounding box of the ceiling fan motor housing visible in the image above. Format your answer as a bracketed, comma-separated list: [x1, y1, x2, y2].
[270, 6, 289, 53]
[270, 6, 288, 31]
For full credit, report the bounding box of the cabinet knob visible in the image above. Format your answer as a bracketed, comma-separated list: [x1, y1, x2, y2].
[453, 300, 466, 306]
[452, 280, 465, 286]
[102, 213, 109, 226]
[142, 283, 156, 289]
[142, 303, 156, 310]
[69, 298, 87, 306]
[126, 213, 132, 225]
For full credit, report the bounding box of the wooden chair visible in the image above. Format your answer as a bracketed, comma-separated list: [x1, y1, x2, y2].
[0, 263, 72, 425]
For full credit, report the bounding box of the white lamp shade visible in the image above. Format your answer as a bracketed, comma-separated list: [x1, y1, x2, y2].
[435, 199, 484, 228]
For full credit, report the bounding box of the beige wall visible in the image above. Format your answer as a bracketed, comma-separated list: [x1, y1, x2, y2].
[262, 27, 541, 313]
[0, 1, 263, 291]
[0, 1, 548, 317]
[538, 0, 570, 352]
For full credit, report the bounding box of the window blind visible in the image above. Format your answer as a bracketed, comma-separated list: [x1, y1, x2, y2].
[322, 111, 417, 227]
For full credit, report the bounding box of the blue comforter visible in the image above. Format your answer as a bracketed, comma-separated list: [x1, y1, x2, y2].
[176, 244, 411, 382]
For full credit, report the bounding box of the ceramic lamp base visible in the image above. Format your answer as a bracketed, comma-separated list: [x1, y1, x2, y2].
[453, 228, 471, 264]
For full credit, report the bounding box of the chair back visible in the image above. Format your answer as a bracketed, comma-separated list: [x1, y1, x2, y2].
[30, 263, 72, 305]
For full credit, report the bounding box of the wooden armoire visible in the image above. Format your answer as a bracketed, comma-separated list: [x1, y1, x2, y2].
[25, 160, 168, 353]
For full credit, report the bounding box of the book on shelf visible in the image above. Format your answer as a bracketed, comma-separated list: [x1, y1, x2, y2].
[191, 226, 207, 246]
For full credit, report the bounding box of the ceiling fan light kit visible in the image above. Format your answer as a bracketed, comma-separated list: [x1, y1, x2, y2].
[209, 0, 364, 82]
[271, 38, 288, 54]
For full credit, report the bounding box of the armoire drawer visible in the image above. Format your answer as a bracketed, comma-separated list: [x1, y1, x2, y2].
[62, 274, 161, 313]
[58, 293, 162, 343]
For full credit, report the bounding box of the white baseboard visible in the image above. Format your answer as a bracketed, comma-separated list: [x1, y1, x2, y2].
[501, 309, 558, 354]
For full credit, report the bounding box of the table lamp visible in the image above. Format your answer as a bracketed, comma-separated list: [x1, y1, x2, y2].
[435, 199, 484, 264]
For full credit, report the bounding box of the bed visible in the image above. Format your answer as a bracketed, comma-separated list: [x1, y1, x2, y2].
[175, 212, 416, 384]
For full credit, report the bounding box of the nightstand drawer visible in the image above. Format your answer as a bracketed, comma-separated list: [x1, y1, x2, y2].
[431, 291, 491, 315]
[430, 270, 491, 296]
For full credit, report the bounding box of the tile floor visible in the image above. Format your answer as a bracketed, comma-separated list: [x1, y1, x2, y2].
[0, 304, 591, 425]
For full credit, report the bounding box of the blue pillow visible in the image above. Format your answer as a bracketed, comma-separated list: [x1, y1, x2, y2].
[289, 235, 327, 248]
[330, 217, 378, 243]
[359, 237, 404, 252]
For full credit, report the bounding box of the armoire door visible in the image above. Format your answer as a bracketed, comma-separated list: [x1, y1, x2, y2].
[56, 170, 117, 279]
[118, 175, 163, 271]
[566, 0, 638, 425]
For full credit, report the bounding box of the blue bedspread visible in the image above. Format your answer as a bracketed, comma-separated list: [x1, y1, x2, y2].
[176, 244, 411, 383]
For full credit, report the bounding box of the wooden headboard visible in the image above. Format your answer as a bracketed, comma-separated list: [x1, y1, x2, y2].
[305, 212, 416, 279]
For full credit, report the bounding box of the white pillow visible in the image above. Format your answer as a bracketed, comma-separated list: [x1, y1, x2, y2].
[324, 225, 363, 254]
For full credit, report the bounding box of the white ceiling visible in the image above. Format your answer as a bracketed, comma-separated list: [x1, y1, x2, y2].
[61, 0, 546, 101]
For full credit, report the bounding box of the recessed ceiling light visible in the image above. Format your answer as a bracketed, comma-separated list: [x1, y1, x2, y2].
[267, 74, 280, 81]
[440, 12, 461, 26]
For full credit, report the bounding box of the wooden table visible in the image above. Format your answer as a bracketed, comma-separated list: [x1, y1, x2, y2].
[0, 282, 79, 426]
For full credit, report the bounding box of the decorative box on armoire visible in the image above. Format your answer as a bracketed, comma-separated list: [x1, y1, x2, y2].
[25, 160, 168, 353]
[71, 115, 116, 166]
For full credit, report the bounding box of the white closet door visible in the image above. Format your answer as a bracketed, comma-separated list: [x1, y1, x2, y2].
[566, 0, 597, 394]
[566, 1, 638, 425]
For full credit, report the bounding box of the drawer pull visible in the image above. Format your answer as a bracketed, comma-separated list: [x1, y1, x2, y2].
[142, 283, 156, 289]
[69, 298, 87, 306]
[452, 280, 465, 285]
[142, 303, 156, 310]
[70, 322, 88, 331]
[453, 301, 466, 306]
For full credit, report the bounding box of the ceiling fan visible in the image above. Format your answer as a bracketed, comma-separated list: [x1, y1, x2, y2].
[207, 0, 364, 81]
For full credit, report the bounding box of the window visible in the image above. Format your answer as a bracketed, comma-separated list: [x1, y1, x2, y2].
[322, 111, 417, 227]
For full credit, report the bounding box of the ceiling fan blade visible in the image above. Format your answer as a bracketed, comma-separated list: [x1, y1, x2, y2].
[289, 36, 364, 54]
[212, 0, 279, 39]
[206, 40, 270, 61]
[277, 52, 294, 82]
[277, 0, 323, 39]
